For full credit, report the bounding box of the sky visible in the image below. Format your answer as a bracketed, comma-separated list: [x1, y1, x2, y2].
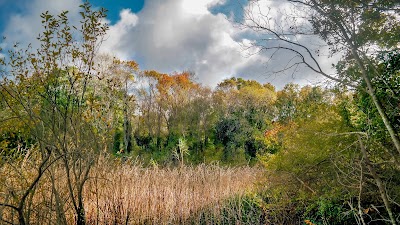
[0, 0, 336, 89]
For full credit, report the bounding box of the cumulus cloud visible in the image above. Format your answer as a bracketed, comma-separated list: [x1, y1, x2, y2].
[101, 0, 338, 88]
[101, 0, 271, 87]
[101, 9, 139, 59]
[182, 0, 222, 15]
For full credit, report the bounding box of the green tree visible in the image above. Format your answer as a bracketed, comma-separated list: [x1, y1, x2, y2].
[214, 78, 276, 162]
[260, 87, 361, 224]
[243, 0, 400, 154]
[243, 1, 400, 223]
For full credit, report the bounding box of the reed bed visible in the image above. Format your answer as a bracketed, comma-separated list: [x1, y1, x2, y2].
[0, 156, 264, 225]
[85, 159, 264, 224]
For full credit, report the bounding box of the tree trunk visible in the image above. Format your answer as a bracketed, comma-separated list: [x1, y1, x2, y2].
[350, 47, 400, 155]
[18, 209, 26, 225]
[123, 113, 131, 153]
[332, 16, 400, 155]
[358, 135, 396, 225]
[123, 78, 132, 153]
[76, 205, 86, 225]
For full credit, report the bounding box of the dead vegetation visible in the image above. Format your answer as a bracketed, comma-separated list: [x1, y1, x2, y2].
[0, 155, 264, 224]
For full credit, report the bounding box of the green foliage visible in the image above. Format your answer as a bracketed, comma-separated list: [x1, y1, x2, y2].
[340, 50, 400, 148]
[190, 192, 266, 225]
[113, 128, 123, 153]
[309, 0, 400, 53]
[172, 137, 190, 165]
[256, 86, 373, 224]
[303, 198, 353, 225]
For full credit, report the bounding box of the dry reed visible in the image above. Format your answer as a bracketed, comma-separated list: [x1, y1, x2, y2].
[0, 156, 264, 225]
[85, 158, 264, 224]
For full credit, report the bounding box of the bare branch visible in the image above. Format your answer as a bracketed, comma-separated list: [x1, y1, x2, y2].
[0, 202, 18, 211]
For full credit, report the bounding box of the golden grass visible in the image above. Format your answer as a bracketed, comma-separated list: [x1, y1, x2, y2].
[0, 156, 264, 225]
[85, 158, 264, 224]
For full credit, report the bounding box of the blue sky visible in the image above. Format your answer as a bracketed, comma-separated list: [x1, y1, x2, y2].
[0, 0, 24, 32]
[90, 0, 145, 24]
[0, 0, 145, 30]
[0, 0, 331, 88]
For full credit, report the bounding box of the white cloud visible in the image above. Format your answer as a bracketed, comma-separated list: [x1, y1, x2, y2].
[101, 0, 273, 87]
[2, 0, 83, 49]
[182, 0, 221, 15]
[243, 0, 310, 31]
[101, 9, 139, 59]
[239, 0, 339, 88]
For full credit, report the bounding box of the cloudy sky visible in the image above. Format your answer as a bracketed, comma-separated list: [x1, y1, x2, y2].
[0, 0, 335, 89]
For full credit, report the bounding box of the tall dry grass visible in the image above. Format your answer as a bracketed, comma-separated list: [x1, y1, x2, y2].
[0, 156, 264, 225]
[85, 158, 264, 224]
